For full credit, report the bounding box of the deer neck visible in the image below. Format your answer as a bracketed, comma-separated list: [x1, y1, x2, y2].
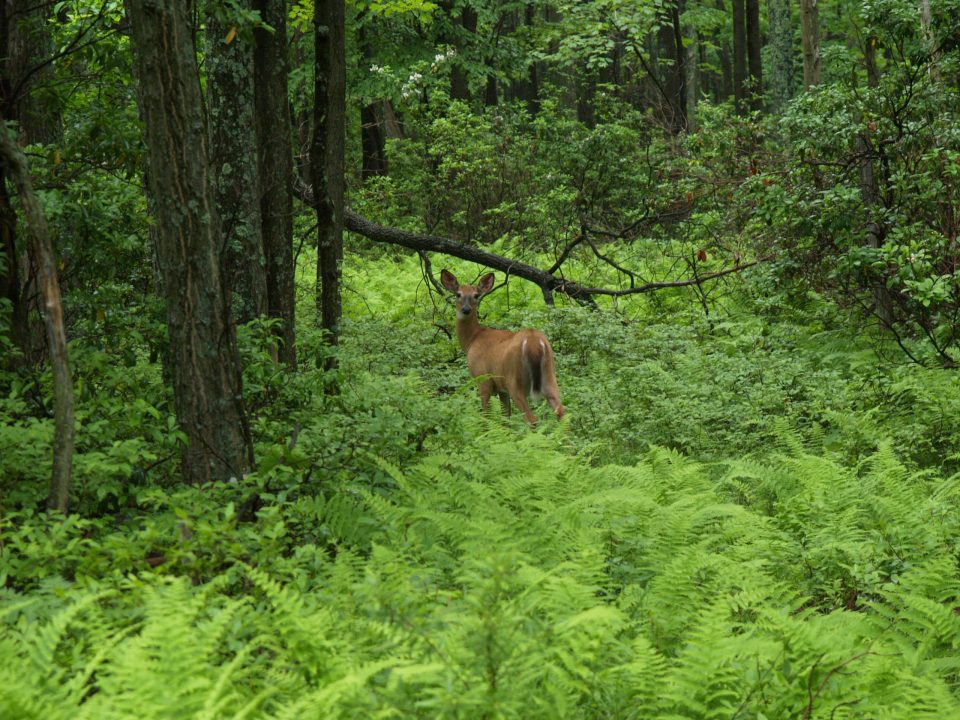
[455, 312, 484, 352]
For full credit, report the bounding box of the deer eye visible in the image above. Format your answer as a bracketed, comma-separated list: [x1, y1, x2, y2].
[456, 291, 462, 298]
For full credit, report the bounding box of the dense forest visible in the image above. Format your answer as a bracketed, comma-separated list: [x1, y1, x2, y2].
[3, 0, 960, 716]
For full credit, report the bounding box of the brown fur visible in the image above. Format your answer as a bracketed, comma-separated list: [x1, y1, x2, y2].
[441, 269, 564, 425]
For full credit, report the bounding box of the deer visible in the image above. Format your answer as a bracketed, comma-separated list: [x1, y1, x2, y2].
[440, 269, 564, 425]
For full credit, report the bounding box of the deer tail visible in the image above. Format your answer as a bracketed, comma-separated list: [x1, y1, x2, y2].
[522, 338, 546, 402]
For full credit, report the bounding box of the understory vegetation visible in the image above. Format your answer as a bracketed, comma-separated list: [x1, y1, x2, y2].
[5, 251, 960, 717]
[4, 0, 960, 714]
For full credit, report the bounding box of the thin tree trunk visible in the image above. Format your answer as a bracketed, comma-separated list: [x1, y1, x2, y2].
[357, 21, 387, 177]
[314, 0, 345, 365]
[452, 6, 477, 101]
[685, 24, 699, 132]
[206, 7, 268, 324]
[767, 0, 794, 110]
[746, 0, 763, 109]
[2, 0, 61, 365]
[0, 127, 73, 513]
[129, 0, 253, 484]
[800, 0, 821, 88]
[715, 0, 733, 101]
[254, 0, 297, 368]
[919, 0, 939, 78]
[858, 134, 893, 326]
[732, 0, 747, 111]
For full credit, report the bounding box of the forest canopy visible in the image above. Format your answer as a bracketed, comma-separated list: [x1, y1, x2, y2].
[3, 0, 960, 717]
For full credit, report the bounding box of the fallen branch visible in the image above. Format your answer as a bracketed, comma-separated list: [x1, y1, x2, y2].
[293, 180, 765, 304]
[343, 208, 765, 304]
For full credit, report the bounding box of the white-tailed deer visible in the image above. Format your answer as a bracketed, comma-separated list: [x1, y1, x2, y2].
[441, 269, 564, 425]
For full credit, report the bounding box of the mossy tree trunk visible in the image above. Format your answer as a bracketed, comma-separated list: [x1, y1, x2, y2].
[313, 0, 345, 368]
[206, 4, 268, 325]
[800, 0, 821, 88]
[128, 0, 253, 484]
[746, 0, 763, 109]
[767, 0, 795, 110]
[1, 0, 61, 366]
[732, 0, 747, 112]
[0, 127, 73, 513]
[253, 0, 297, 368]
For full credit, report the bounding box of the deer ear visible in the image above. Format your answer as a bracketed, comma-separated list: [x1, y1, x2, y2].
[477, 273, 495, 294]
[440, 269, 459, 293]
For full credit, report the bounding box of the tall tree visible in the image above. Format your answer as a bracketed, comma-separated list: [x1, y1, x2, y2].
[658, 0, 688, 132]
[314, 0, 346, 363]
[0, 127, 73, 513]
[800, 0, 820, 88]
[767, 0, 794, 110]
[745, 0, 762, 109]
[732, 0, 747, 111]
[254, 0, 297, 367]
[1, 0, 62, 364]
[206, 3, 268, 324]
[128, 0, 253, 484]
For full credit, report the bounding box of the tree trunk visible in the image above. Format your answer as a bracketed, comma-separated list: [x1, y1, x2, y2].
[858, 134, 893, 326]
[715, 0, 733, 102]
[685, 25, 699, 132]
[314, 0, 345, 363]
[1, 0, 61, 365]
[0, 127, 73, 512]
[732, 0, 747, 111]
[206, 7, 268, 325]
[450, 6, 477, 102]
[254, 0, 297, 368]
[659, 0, 688, 132]
[767, 0, 794, 110]
[128, 0, 253, 485]
[746, 0, 763, 109]
[800, 0, 821, 88]
[357, 21, 387, 178]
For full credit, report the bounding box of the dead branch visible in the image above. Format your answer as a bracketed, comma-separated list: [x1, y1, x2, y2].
[293, 180, 766, 305]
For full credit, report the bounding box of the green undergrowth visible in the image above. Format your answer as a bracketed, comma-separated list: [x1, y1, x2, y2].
[4, 253, 960, 716]
[3, 429, 960, 718]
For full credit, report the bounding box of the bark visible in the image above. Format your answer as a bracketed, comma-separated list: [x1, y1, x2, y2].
[206, 7, 268, 324]
[800, 0, 821, 88]
[732, 0, 747, 111]
[360, 103, 387, 176]
[253, 0, 297, 368]
[919, 0, 939, 78]
[746, 0, 763, 110]
[715, 0, 733, 102]
[128, 0, 252, 484]
[357, 21, 387, 177]
[858, 133, 893, 326]
[8, 0, 60, 145]
[685, 25, 699, 132]
[767, 0, 795, 110]
[0, 127, 73, 513]
[662, 0, 687, 132]
[509, 4, 541, 114]
[314, 0, 345, 357]
[450, 6, 477, 101]
[1, 0, 62, 365]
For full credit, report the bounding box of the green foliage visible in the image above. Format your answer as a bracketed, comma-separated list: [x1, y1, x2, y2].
[4, 434, 960, 717]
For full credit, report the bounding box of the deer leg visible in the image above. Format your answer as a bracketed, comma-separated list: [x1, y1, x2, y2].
[509, 385, 538, 426]
[542, 383, 565, 420]
[478, 380, 494, 414]
[498, 391, 511, 417]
